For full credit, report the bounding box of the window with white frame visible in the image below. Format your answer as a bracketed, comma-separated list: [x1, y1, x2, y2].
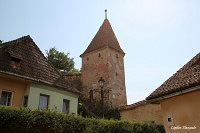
[0, 90, 13, 106]
[62, 99, 70, 114]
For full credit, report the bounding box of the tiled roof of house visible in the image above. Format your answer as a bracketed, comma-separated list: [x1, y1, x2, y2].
[120, 100, 147, 111]
[147, 52, 200, 100]
[80, 19, 125, 56]
[0, 35, 80, 94]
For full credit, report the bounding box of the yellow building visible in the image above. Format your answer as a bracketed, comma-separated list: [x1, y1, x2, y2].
[147, 53, 200, 133]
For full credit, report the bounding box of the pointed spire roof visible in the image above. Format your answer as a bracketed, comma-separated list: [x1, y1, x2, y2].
[80, 17, 125, 56]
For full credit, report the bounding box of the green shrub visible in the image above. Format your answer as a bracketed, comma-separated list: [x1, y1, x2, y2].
[0, 106, 165, 133]
[78, 101, 121, 120]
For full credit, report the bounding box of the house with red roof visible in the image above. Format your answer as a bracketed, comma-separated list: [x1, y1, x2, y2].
[0, 36, 79, 114]
[147, 53, 200, 132]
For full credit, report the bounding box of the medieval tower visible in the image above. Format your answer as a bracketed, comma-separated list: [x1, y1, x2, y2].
[80, 11, 127, 108]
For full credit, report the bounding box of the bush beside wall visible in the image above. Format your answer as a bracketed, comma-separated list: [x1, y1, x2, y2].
[0, 106, 165, 133]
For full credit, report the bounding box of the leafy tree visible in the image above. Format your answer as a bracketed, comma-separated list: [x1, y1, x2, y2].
[46, 47, 79, 74]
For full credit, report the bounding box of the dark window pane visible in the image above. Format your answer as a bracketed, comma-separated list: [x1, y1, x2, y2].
[0, 91, 12, 106]
[0, 91, 7, 105]
[23, 96, 28, 107]
[39, 95, 49, 109]
[63, 99, 70, 114]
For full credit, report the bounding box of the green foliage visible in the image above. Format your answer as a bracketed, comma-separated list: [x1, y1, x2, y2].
[46, 47, 79, 74]
[0, 106, 165, 133]
[78, 103, 95, 118]
[70, 69, 80, 74]
[104, 107, 120, 120]
[78, 101, 121, 120]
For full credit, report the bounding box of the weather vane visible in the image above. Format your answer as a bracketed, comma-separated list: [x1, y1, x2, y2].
[105, 9, 107, 19]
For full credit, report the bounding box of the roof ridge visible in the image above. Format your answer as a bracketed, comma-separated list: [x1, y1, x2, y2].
[163, 53, 200, 84]
[3, 35, 31, 45]
[158, 53, 200, 84]
[179, 52, 200, 71]
[147, 52, 200, 100]
[0, 35, 31, 49]
[27, 37, 72, 86]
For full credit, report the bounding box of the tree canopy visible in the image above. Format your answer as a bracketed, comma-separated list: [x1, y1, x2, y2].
[46, 47, 79, 74]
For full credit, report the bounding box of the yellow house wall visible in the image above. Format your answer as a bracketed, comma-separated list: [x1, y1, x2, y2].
[120, 103, 163, 125]
[0, 73, 28, 107]
[160, 89, 200, 133]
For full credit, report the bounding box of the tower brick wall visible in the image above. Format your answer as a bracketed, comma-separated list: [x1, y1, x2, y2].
[81, 47, 127, 108]
[107, 48, 127, 107]
[80, 18, 127, 108]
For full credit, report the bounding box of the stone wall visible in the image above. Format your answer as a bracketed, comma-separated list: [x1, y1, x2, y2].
[64, 73, 82, 92]
[120, 103, 163, 125]
[65, 73, 81, 81]
[107, 48, 127, 107]
[81, 47, 127, 108]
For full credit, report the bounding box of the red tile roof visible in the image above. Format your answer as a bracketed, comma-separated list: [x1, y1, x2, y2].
[80, 19, 125, 56]
[147, 53, 200, 100]
[120, 100, 147, 111]
[0, 35, 80, 94]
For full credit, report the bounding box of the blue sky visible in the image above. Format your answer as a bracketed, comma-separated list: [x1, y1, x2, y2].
[0, 0, 200, 104]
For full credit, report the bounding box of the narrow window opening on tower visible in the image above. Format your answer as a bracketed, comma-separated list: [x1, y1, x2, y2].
[98, 53, 101, 58]
[116, 72, 118, 76]
[90, 89, 93, 101]
[116, 54, 118, 59]
[87, 57, 89, 61]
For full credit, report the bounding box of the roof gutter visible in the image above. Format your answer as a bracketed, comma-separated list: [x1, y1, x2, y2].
[0, 70, 39, 81]
[147, 85, 200, 103]
[0, 70, 80, 95]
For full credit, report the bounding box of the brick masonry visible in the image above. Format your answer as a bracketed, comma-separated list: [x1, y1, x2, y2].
[81, 47, 127, 108]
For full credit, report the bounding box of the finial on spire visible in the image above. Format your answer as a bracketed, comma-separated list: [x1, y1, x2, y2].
[105, 9, 107, 19]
